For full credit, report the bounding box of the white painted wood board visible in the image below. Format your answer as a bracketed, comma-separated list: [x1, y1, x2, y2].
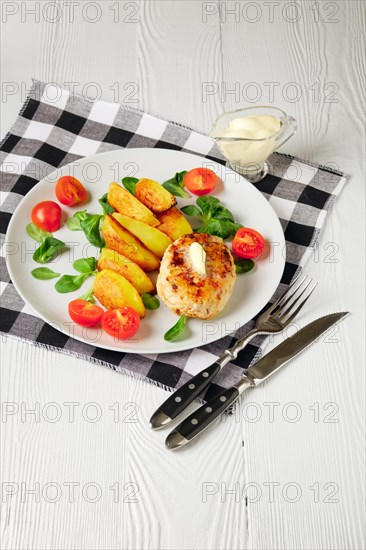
[1, 1, 365, 548]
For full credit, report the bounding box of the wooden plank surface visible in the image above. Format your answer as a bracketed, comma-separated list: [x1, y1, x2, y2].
[219, 2, 365, 549]
[1, 1, 365, 549]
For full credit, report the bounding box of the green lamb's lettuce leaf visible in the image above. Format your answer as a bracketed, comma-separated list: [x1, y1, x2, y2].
[31, 267, 60, 280]
[141, 293, 160, 310]
[235, 258, 255, 274]
[181, 195, 242, 239]
[33, 237, 65, 263]
[162, 171, 190, 199]
[98, 193, 114, 214]
[66, 210, 90, 231]
[26, 223, 51, 243]
[55, 273, 92, 294]
[66, 210, 104, 249]
[121, 177, 139, 195]
[180, 205, 201, 217]
[73, 257, 97, 274]
[80, 215, 103, 248]
[164, 316, 187, 342]
[79, 287, 95, 304]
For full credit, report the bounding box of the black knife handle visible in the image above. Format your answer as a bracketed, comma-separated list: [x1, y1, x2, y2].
[149, 361, 222, 429]
[165, 386, 240, 446]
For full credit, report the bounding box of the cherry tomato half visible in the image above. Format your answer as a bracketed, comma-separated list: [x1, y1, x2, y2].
[55, 176, 88, 206]
[184, 167, 217, 196]
[232, 228, 265, 259]
[31, 201, 62, 232]
[101, 307, 140, 340]
[68, 299, 104, 327]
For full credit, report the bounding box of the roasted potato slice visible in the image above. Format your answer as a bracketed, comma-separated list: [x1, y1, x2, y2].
[156, 207, 193, 241]
[93, 269, 145, 318]
[135, 178, 176, 213]
[108, 183, 159, 227]
[102, 215, 160, 272]
[98, 248, 155, 295]
[112, 213, 172, 258]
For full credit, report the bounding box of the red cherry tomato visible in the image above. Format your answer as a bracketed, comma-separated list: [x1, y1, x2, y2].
[55, 176, 88, 206]
[31, 201, 62, 232]
[184, 167, 217, 196]
[232, 228, 265, 259]
[101, 307, 140, 340]
[68, 299, 104, 327]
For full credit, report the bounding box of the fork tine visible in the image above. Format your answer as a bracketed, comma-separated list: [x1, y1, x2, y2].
[265, 274, 307, 316]
[280, 282, 318, 325]
[276, 276, 312, 317]
[273, 275, 310, 316]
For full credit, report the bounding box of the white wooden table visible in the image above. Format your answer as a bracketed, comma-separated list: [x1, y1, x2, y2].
[1, 2, 365, 549]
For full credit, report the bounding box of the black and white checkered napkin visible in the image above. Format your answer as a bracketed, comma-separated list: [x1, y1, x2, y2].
[0, 80, 347, 401]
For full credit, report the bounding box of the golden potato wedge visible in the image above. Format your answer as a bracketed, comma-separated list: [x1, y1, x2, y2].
[108, 182, 159, 227]
[135, 178, 177, 213]
[93, 269, 145, 317]
[156, 207, 193, 241]
[112, 213, 172, 258]
[98, 248, 155, 295]
[102, 215, 160, 272]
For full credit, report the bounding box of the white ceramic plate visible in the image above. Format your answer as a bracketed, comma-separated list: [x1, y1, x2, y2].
[6, 148, 285, 354]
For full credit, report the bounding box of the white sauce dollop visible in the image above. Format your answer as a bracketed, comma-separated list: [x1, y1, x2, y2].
[189, 242, 206, 276]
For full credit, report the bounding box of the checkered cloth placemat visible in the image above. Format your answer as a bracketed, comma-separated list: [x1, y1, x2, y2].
[0, 80, 347, 401]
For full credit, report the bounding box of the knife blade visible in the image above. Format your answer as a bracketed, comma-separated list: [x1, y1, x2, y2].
[165, 312, 349, 449]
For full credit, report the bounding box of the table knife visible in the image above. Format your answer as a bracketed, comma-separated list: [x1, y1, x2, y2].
[165, 312, 349, 449]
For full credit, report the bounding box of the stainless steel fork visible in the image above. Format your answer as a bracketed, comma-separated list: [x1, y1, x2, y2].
[223, 274, 317, 362]
[150, 274, 317, 429]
